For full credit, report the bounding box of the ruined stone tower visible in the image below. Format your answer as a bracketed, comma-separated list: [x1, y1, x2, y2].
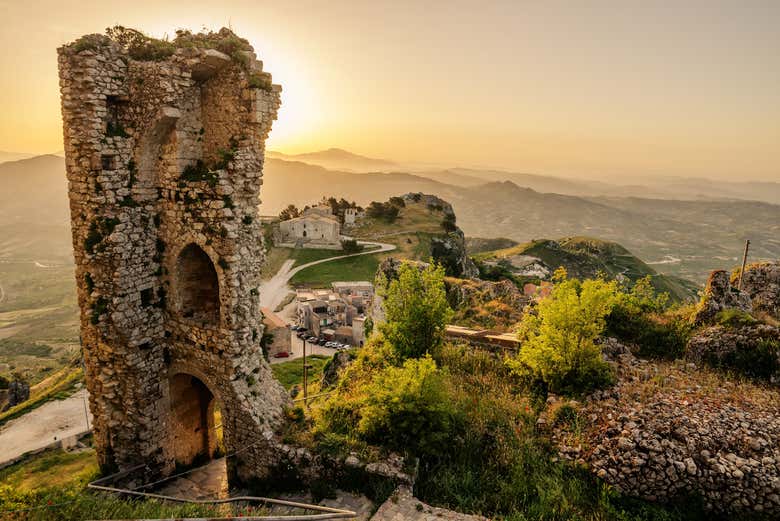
[57, 28, 288, 484]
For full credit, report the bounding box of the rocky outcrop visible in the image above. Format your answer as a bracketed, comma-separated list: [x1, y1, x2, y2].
[0, 380, 30, 412]
[695, 262, 780, 325]
[693, 270, 752, 324]
[686, 324, 780, 384]
[553, 342, 780, 516]
[402, 193, 478, 279]
[445, 277, 529, 330]
[739, 261, 780, 319]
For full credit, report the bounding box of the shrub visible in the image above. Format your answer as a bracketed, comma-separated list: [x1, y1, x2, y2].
[181, 160, 218, 186]
[317, 355, 458, 458]
[388, 196, 406, 208]
[366, 201, 400, 223]
[248, 72, 273, 91]
[379, 262, 453, 359]
[279, 204, 300, 221]
[340, 239, 363, 254]
[105, 25, 175, 61]
[507, 270, 617, 395]
[441, 213, 457, 232]
[606, 277, 692, 359]
[84, 217, 119, 254]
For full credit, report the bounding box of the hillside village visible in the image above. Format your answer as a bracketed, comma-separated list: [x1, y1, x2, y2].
[0, 24, 779, 521]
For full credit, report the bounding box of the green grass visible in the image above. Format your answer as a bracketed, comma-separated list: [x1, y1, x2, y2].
[291, 253, 382, 286]
[0, 364, 84, 426]
[271, 355, 330, 389]
[290, 248, 347, 266]
[0, 444, 269, 520]
[0, 445, 98, 492]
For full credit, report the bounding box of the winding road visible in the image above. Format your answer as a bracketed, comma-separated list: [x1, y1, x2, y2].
[259, 240, 395, 311]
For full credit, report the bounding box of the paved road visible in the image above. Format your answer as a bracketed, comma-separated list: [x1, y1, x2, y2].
[259, 241, 395, 311]
[0, 389, 92, 465]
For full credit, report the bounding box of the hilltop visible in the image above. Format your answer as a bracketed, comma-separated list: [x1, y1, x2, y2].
[267, 148, 398, 172]
[475, 236, 699, 301]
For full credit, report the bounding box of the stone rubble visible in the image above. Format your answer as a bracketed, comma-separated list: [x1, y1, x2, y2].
[553, 339, 780, 516]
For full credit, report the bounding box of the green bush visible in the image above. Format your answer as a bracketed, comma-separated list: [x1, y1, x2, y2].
[317, 355, 458, 458]
[507, 270, 617, 395]
[378, 262, 453, 359]
[366, 201, 400, 222]
[340, 239, 363, 254]
[606, 276, 692, 359]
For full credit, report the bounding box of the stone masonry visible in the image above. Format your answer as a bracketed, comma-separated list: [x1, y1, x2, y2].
[58, 28, 289, 485]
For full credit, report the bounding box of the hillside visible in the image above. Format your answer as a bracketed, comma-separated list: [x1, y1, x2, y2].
[476, 236, 699, 301]
[267, 148, 398, 173]
[3, 153, 779, 285]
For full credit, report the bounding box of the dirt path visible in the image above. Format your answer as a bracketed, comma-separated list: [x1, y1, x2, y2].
[0, 389, 92, 465]
[259, 240, 395, 311]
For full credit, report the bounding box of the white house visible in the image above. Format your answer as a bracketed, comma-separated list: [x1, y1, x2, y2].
[278, 205, 341, 248]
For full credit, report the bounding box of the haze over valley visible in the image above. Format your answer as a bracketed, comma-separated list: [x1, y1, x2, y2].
[2, 150, 779, 286]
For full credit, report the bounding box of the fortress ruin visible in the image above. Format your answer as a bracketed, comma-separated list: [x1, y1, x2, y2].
[58, 28, 288, 485]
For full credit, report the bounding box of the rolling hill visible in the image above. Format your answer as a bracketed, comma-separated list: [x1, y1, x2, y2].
[2, 153, 778, 283]
[475, 237, 699, 301]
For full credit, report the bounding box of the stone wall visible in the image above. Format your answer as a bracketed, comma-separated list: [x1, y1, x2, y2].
[553, 341, 780, 516]
[58, 28, 289, 485]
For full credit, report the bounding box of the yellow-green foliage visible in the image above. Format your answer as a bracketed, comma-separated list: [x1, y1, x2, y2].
[378, 262, 453, 359]
[508, 269, 617, 395]
[315, 337, 457, 457]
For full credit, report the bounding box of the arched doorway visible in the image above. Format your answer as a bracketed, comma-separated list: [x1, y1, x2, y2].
[175, 243, 220, 324]
[169, 373, 222, 467]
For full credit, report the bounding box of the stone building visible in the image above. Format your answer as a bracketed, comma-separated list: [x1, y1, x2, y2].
[58, 28, 288, 485]
[278, 204, 341, 248]
[295, 282, 373, 343]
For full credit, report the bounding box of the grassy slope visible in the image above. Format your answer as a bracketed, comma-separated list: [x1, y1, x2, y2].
[0, 444, 266, 519]
[287, 200, 450, 287]
[477, 236, 699, 302]
[0, 262, 80, 384]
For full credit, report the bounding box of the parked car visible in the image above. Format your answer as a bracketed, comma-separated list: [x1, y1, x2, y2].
[273, 351, 290, 358]
[318, 338, 327, 346]
[307, 336, 317, 343]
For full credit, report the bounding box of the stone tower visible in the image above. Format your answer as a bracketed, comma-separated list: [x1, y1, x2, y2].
[57, 28, 288, 484]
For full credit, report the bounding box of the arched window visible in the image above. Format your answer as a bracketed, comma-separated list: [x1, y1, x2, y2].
[175, 244, 219, 324]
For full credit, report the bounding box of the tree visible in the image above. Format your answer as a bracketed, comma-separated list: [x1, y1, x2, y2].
[279, 204, 300, 221]
[379, 262, 453, 359]
[507, 270, 618, 394]
[340, 239, 363, 254]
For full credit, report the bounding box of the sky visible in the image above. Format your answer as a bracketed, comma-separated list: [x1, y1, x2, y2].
[0, 0, 778, 181]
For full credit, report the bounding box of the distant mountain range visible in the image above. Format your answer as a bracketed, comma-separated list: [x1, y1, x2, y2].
[268, 148, 780, 205]
[2, 152, 778, 282]
[267, 148, 398, 173]
[0, 150, 36, 163]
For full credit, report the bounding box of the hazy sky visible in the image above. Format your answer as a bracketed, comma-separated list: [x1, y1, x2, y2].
[0, 0, 778, 181]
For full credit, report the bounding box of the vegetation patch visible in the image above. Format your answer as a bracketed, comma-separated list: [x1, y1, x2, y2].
[271, 355, 330, 390]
